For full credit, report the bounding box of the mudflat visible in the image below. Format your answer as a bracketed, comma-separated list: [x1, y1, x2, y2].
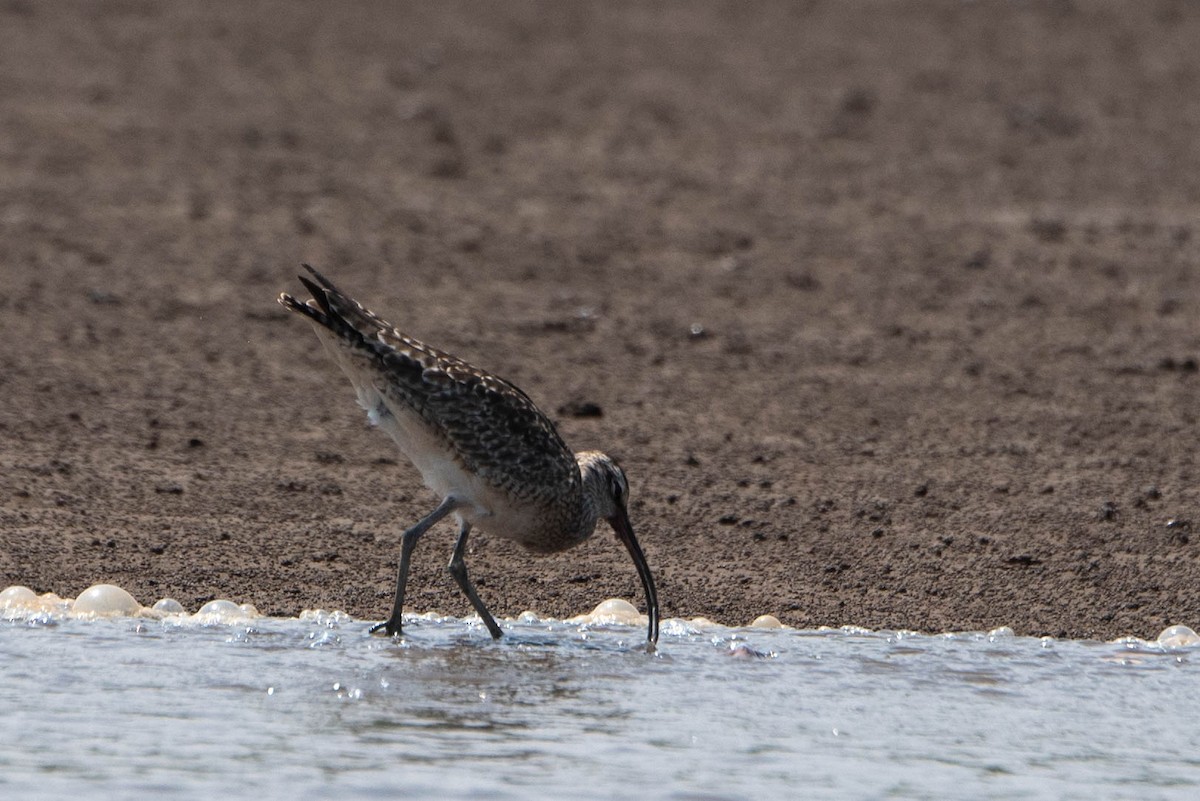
[2, 2, 1198, 639]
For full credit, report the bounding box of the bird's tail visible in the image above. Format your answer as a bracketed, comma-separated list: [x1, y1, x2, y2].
[278, 264, 391, 343]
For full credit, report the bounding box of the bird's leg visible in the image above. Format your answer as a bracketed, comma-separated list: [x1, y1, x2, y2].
[447, 521, 504, 639]
[371, 495, 463, 636]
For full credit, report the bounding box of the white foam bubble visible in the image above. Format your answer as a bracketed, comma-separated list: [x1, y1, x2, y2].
[192, 599, 262, 624]
[72, 584, 141, 617]
[1, 587, 73, 620]
[153, 598, 187, 614]
[0, 585, 40, 610]
[1157, 624, 1200, 649]
[298, 609, 353, 626]
[658, 618, 706, 637]
[567, 598, 645, 627]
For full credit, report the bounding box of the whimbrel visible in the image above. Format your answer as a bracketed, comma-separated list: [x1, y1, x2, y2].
[279, 266, 659, 645]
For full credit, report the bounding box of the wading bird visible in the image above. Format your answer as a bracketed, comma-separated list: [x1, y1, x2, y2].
[279, 266, 659, 646]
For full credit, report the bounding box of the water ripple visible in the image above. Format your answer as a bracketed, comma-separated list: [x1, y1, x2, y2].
[2, 609, 1199, 799]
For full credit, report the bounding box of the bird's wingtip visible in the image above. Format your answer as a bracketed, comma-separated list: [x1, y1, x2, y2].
[299, 263, 336, 290]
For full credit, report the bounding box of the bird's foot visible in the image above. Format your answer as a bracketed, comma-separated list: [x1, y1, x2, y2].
[369, 619, 402, 636]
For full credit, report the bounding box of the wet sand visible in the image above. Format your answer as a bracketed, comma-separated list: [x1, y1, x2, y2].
[2, 1, 1199, 640]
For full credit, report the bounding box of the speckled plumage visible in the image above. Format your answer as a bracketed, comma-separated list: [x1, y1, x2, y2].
[279, 265, 658, 645]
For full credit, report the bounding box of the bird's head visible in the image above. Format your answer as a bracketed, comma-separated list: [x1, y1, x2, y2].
[576, 450, 659, 646]
[577, 450, 630, 520]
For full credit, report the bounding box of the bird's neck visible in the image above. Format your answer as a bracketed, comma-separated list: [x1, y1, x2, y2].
[567, 458, 608, 544]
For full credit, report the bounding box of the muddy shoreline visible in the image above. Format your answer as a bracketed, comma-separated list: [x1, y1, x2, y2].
[3, 2, 1200, 640]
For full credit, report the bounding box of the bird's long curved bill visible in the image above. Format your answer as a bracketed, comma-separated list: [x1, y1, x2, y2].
[610, 508, 660, 647]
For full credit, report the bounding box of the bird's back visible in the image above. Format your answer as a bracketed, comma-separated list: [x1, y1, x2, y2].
[279, 268, 583, 544]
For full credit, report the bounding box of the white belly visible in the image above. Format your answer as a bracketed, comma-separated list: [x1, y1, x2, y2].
[360, 382, 482, 503]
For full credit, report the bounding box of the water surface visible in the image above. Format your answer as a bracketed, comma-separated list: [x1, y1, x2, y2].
[2, 608, 1198, 800]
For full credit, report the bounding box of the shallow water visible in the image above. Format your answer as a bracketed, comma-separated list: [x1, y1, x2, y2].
[3, 605, 1199, 800]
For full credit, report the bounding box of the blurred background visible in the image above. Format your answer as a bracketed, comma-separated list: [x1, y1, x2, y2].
[1, 1, 1198, 637]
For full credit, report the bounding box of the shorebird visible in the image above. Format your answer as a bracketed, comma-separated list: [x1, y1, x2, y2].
[279, 266, 659, 646]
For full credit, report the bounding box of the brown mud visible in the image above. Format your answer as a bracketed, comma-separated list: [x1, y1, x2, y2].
[3, 2, 1200, 640]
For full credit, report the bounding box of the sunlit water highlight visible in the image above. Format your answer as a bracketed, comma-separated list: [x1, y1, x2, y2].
[3, 586, 1200, 800]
